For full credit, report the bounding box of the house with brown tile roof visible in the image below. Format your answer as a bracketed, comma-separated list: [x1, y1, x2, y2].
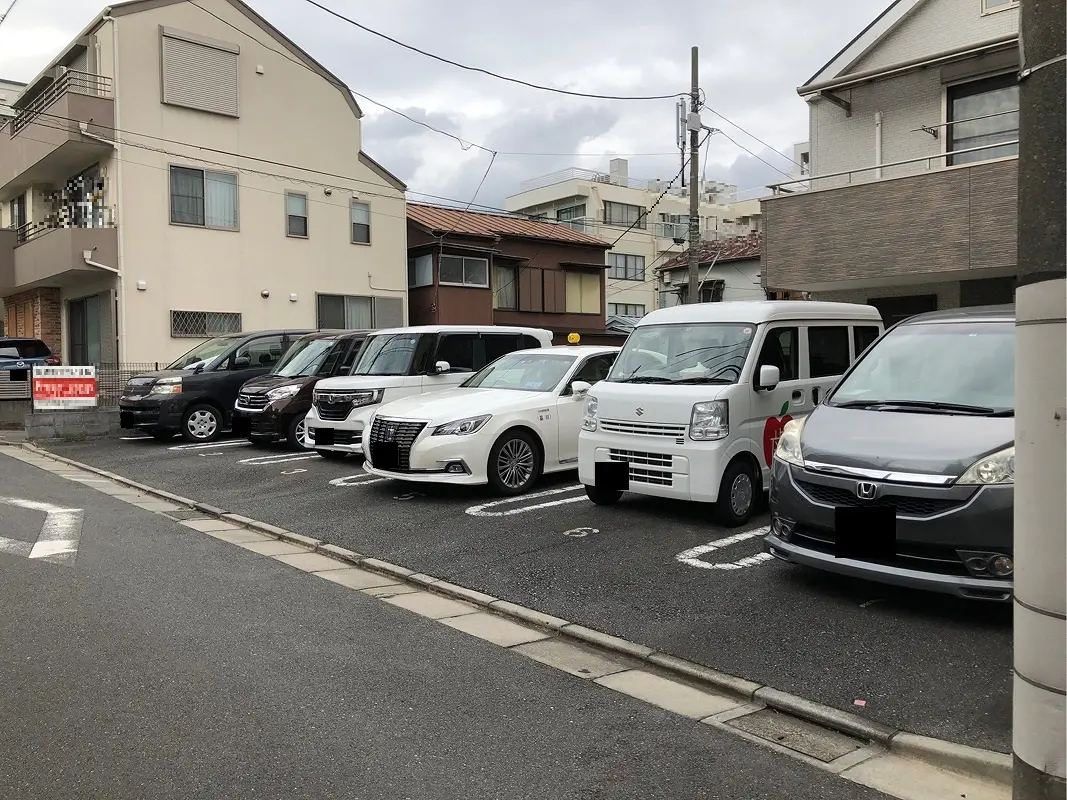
[406, 203, 625, 345]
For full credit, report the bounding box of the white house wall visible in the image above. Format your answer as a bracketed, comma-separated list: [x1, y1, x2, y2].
[110, 0, 407, 363]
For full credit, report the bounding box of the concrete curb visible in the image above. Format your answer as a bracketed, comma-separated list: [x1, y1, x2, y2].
[14, 442, 1012, 786]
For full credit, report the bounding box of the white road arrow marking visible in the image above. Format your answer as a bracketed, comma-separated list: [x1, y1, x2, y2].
[675, 526, 773, 571]
[236, 453, 319, 466]
[169, 440, 249, 451]
[0, 496, 84, 566]
[329, 474, 384, 487]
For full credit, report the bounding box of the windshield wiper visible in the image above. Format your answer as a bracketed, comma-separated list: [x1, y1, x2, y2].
[613, 376, 672, 384]
[670, 377, 732, 384]
[832, 399, 999, 415]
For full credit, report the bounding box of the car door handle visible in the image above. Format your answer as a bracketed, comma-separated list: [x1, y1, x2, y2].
[812, 386, 821, 404]
[791, 389, 803, 401]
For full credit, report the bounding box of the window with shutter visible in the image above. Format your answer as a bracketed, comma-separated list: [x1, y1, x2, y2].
[160, 28, 240, 118]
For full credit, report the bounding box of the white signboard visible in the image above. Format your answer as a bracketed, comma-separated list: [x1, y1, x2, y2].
[31, 366, 97, 410]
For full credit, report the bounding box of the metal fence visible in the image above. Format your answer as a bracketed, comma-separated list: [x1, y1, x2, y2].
[94, 363, 167, 407]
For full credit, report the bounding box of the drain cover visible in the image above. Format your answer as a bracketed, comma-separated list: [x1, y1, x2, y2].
[726, 708, 864, 763]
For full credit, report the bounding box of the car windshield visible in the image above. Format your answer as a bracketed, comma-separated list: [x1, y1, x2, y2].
[166, 336, 241, 370]
[460, 352, 577, 392]
[272, 337, 337, 378]
[353, 333, 421, 376]
[828, 320, 1015, 414]
[607, 323, 756, 384]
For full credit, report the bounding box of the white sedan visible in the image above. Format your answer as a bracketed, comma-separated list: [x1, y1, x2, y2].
[361, 345, 620, 495]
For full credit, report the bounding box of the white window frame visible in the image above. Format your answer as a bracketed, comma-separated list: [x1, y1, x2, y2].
[981, 0, 1017, 14]
[607, 302, 645, 317]
[168, 165, 239, 231]
[285, 191, 308, 238]
[350, 200, 371, 245]
[408, 253, 433, 288]
[439, 254, 490, 288]
[942, 70, 1019, 167]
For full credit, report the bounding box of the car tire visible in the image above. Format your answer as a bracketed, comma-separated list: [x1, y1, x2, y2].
[584, 484, 623, 505]
[148, 428, 175, 442]
[180, 403, 223, 443]
[715, 458, 757, 527]
[487, 430, 541, 496]
[317, 449, 347, 461]
[285, 413, 310, 450]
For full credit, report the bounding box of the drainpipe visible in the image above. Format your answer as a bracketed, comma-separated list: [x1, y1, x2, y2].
[874, 112, 883, 179]
[104, 13, 125, 364]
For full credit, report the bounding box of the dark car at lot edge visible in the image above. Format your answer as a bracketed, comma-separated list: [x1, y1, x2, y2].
[764, 305, 1016, 602]
[0, 337, 61, 399]
[232, 329, 370, 449]
[119, 329, 315, 443]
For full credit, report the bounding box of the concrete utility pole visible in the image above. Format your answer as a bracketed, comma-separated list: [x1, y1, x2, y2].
[686, 46, 701, 304]
[1012, 0, 1066, 797]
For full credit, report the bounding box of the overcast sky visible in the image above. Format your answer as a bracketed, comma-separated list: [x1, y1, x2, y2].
[0, 0, 887, 209]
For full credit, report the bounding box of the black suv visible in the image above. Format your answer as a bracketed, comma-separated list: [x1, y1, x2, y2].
[233, 330, 369, 449]
[120, 329, 314, 442]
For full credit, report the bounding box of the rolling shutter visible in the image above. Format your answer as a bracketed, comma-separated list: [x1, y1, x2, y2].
[161, 31, 239, 117]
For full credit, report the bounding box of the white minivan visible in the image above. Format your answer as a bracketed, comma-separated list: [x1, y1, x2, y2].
[577, 301, 884, 525]
[305, 325, 554, 458]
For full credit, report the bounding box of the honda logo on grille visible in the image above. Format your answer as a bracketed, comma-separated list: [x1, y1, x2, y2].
[635, 407, 645, 417]
[856, 482, 877, 500]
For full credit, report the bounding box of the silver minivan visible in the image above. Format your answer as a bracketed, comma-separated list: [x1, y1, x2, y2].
[764, 305, 1016, 602]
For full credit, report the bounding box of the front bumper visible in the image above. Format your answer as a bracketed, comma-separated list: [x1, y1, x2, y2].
[304, 404, 371, 453]
[232, 400, 303, 440]
[119, 395, 185, 431]
[577, 425, 728, 503]
[362, 422, 487, 485]
[765, 457, 1014, 601]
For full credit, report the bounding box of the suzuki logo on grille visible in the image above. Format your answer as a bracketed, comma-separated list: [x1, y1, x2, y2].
[856, 482, 878, 500]
[635, 407, 645, 417]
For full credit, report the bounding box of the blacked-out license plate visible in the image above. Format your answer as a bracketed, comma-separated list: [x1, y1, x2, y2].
[834, 506, 896, 560]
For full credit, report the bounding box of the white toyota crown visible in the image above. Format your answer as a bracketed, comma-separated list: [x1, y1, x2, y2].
[362, 345, 619, 495]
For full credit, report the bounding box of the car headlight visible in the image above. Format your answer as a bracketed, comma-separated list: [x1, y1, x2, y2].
[313, 388, 384, 408]
[774, 417, 807, 467]
[689, 400, 728, 441]
[958, 446, 1014, 485]
[150, 376, 182, 395]
[432, 415, 491, 436]
[582, 394, 599, 431]
[266, 385, 301, 402]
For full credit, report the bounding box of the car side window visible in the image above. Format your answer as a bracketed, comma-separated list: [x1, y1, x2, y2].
[234, 335, 285, 370]
[317, 342, 347, 376]
[853, 325, 880, 359]
[521, 334, 543, 350]
[756, 326, 798, 382]
[339, 340, 365, 374]
[807, 326, 851, 378]
[564, 353, 617, 394]
[434, 334, 478, 372]
[482, 333, 521, 364]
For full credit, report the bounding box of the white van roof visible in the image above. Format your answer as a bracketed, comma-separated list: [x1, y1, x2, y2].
[636, 301, 883, 327]
[368, 325, 553, 337]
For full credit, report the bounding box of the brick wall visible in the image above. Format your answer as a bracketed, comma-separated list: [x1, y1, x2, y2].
[1, 288, 62, 358]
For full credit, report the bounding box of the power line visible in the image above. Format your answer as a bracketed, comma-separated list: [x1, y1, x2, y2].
[300, 0, 686, 102]
[704, 105, 805, 170]
[0, 0, 21, 29]
[715, 129, 794, 180]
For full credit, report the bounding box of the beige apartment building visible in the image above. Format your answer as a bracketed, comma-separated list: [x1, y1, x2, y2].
[760, 0, 1019, 326]
[505, 158, 764, 320]
[0, 0, 407, 366]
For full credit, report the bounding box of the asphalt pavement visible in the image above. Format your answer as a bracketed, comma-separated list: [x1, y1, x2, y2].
[42, 434, 1013, 755]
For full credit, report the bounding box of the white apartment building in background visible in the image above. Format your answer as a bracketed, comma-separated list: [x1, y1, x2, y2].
[505, 158, 765, 319]
[0, 0, 407, 365]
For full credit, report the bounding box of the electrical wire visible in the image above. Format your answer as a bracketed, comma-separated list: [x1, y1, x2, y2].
[704, 105, 805, 170]
[0, 0, 21, 29]
[300, 0, 686, 102]
[714, 129, 795, 181]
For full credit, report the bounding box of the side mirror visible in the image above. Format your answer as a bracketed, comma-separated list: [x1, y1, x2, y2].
[757, 364, 780, 392]
[433, 360, 451, 374]
[233, 355, 251, 369]
[571, 380, 592, 397]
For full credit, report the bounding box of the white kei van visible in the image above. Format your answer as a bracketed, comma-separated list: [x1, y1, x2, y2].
[577, 301, 884, 525]
[305, 325, 554, 458]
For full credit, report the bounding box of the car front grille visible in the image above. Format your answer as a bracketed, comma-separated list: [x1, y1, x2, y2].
[236, 392, 269, 411]
[368, 417, 427, 472]
[786, 523, 971, 577]
[600, 419, 687, 440]
[795, 480, 966, 518]
[607, 449, 673, 486]
[315, 400, 353, 422]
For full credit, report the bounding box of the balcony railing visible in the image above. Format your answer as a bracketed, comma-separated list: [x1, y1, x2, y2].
[519, 167, 651, 193]
[766, 139, 1019, 194]
[8, 70, 112, 136]
[10, 208, 116, 246]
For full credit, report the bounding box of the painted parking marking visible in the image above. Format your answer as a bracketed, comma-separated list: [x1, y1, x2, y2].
[675, 526, 774, 571]
[169, 440, 250, 452]
[564, 527, 599, 538]
[466, 485, 587, 517]
[0, 496, 83, 566]
[329, 474, 385, 487]
[236, 453, 320, 466]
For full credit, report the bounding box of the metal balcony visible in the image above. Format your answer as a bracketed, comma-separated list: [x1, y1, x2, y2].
[0, 219, 118, 294]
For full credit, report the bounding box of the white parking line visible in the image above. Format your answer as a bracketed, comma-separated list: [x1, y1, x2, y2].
[236, 453, 320, 466]
[466, 485, 588, 517]
[168, 440, 250, 452]
[328, 474, 384, 487]
[675, 526, 773, 571]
